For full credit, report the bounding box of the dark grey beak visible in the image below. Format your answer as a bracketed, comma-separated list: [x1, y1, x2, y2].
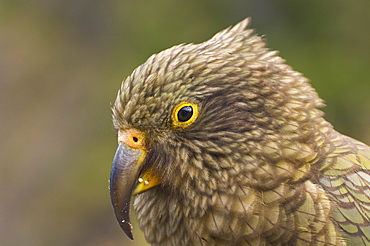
[110, 142, 145, 240]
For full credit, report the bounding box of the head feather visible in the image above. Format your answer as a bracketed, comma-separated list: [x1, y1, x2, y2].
[113, 18, 324, 135]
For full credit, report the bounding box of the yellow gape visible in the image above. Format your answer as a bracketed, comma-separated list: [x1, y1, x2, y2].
[171, 102, 199, 129]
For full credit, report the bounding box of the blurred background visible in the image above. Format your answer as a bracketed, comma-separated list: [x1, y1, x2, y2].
[1, 1, 369, 245]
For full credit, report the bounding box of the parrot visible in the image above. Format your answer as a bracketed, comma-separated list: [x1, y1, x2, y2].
[109, 18, 370, 245]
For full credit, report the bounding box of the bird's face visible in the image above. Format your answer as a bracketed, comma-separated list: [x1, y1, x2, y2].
[110, 18, 324, 240]
[110, 45, 256, 238]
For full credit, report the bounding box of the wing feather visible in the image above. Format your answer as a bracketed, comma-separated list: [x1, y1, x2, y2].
[318, 136, 370, 245]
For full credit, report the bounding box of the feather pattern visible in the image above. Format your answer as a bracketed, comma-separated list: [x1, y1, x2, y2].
[318, 136, 370, 245]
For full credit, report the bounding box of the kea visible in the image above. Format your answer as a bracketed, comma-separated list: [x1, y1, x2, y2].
[110, 18, 370, 245]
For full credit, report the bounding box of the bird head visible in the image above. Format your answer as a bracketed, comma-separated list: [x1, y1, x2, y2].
[110, 18, 326, 241]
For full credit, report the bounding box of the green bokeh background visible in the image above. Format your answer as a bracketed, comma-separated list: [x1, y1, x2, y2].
[1, 1, 369, 245]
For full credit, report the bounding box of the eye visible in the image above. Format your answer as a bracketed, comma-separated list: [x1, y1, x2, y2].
[171, 102, 199, 128]
[178, 106, 193, 122]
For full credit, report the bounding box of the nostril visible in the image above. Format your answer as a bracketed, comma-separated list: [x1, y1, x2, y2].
[118, 129, 145, 149]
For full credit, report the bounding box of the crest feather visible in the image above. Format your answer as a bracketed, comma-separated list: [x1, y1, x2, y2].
[210, 18, 252, 41]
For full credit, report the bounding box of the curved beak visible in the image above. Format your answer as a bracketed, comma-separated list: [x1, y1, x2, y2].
[110, 129, 162, 240]
[109, 142, 145, 240]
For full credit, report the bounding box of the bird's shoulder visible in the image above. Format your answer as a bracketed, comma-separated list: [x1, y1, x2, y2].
[317, 133, 370, 245]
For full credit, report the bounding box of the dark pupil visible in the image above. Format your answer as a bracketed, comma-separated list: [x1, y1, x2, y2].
[178, 106, 193, 122]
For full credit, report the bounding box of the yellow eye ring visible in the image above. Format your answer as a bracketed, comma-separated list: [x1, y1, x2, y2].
[171, 102, 199, 128]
